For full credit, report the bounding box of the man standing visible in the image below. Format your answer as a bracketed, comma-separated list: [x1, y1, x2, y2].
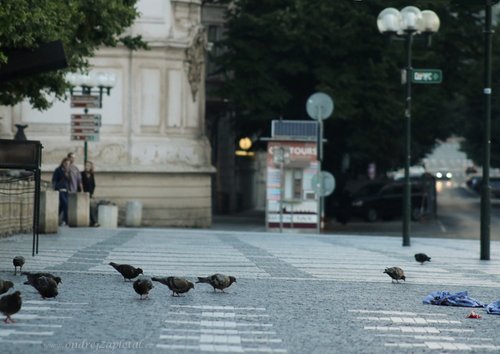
[67, 152, 83, 193]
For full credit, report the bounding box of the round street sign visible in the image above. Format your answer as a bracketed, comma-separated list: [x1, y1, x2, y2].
[306, 92, 334, 120]
[311, 171, 336, 197]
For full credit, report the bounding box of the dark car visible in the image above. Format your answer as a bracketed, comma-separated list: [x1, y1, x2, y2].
[466, 176, 500, 197]
[350, 181, 427, 222]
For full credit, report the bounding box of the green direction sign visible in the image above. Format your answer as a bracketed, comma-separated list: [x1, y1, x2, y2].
[411, 69, 442, 84]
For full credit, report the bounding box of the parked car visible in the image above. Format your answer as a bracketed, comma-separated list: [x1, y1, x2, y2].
[350, 181, 428, 222]
[465, 166, 478, 175]
[466, 176, 500, 197]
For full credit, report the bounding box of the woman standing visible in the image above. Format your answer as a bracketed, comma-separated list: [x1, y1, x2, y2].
[51, 157, 70, 226]
[82, 161, 99, 226]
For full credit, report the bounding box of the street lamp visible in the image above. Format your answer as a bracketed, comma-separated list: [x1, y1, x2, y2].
[66, 72, 116, 104]
[377, 6, 440, 247]
[65, 72, 116, 164]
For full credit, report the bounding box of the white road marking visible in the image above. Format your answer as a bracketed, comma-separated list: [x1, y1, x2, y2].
[12, 314, 73, 320]
[24, 300, 88, 306]
[171, 305, 266, 311]
[159, 305, 286, 353]
[0, 339, 43, 344]
[349, 309, 448, 316]
[0, 329, 54, 336]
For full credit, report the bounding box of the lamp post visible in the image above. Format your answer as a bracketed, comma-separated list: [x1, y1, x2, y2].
[480, 0, 495, 260]
[377, 7, 440, 247]
[65, 72, 116, 164]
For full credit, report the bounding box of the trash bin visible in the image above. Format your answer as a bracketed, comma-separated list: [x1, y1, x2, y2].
[98, 204, 118, 228]
[125, 201, 142, 227]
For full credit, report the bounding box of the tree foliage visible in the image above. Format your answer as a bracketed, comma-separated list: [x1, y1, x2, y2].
[216, 0, 500, 177]
[0, 0, 146, 110]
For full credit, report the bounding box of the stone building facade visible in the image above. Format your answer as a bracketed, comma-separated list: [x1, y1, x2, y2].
[0, 0, 214, 227]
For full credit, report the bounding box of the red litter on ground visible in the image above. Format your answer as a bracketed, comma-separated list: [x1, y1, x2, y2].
[466, 311, 481, 319]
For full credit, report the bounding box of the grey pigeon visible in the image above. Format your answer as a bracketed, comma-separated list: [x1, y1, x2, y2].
[32, 276, 58, 299]
[383, 267, 406, 283]
[0, 291, 22, 323]
[13, 256, 25, 275]
[133, 278, 153, 299]
[109, 262, 143, 281]
[22, 272, 62, 286]
[196, 274, 237, 293]
[414, 253, 431, 264]
[152, 276, 194, 297]
[0, 280, 14, 295]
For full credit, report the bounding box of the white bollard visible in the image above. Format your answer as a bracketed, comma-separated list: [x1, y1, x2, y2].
[40, 190, 59, 233]
[68, 192, 90, 227]
[125, 201, 142, 227]
[98, 205, 118, 228]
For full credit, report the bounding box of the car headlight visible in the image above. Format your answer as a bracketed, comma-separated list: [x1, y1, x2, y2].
[436, 172, 442, 178]
[446, 172, 453, 179]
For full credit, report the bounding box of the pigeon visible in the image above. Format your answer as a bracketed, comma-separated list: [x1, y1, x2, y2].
[109, 262, 143, 281]
[415, 253, 431, 264]
[196, 274, 237, 293]
[133, 278, 153, 299]
[22, 272, 62, 286]
[152, 276, 194, 297]
[383, 267, 406, 283]
[32, 276, 58, 299]
[0, 291, 22, 323]
[13, 256, 25, 275]
[0, 280, 14, 295]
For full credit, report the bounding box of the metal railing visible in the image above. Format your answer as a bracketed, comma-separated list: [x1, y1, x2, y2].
[0, 172, 50, 237]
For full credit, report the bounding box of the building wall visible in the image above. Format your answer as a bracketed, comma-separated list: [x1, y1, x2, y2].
[0, 0, 214, 227]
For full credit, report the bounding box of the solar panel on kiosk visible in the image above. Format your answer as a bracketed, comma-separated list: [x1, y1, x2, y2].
[271, 120, 317, 139]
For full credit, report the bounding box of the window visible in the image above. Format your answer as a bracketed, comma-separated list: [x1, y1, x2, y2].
[206, 25, 223, 76]
[283, 168, 303, 200]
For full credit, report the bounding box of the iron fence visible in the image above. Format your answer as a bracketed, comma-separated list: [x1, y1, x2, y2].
[0, 172, 50, 237]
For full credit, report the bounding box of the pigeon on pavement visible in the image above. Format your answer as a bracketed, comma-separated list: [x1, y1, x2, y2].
[0, 291, 22, 323]
[133, 278, 153, 299]
[152, 276, 194, 297]
[32, 276, 58, 299]
[384, 267, 406, 283]
[414, 253, 431, 264]
[22, 272, 62, 286]
[196, 274, 237, 293]
[109, 262, 143, 281]
[13, 256, 25, 275]
[0, 280, 14, 295]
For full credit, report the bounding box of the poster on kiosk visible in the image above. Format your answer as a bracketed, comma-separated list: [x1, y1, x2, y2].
[266, 140, 319, 231]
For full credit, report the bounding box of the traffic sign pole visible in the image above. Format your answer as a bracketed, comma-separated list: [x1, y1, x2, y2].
[306, 92, 334, 234]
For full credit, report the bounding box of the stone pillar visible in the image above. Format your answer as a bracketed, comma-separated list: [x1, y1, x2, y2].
[125, 201, 142, 227]
[68, 192, 90, 227]
[98, 205, 118, 228]
[39, 190, 59, 233]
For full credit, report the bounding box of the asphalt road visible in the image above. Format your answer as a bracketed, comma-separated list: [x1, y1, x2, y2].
[324, 182, 500, 241]
[1, 227, 500, 353]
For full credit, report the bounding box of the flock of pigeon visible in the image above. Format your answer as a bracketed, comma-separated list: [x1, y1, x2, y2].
[0, 256, 236, 323]
[384, 252, 432, 283]
[0, 251, 429, 323]
[108, 261, 237, 299]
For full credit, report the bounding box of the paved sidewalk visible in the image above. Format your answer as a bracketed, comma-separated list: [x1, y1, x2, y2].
[0, 226, 499, 353]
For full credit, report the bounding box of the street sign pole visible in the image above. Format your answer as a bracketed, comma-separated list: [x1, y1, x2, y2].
[318, 109, 323, 234]
[70, 109, 102, 164]
[481, 1, 493, 261]
[306, 92, 334, 234]
[84, 108, 88, 164]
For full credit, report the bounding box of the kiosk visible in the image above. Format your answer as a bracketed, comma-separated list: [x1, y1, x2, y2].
[264, 120, 319, 232]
